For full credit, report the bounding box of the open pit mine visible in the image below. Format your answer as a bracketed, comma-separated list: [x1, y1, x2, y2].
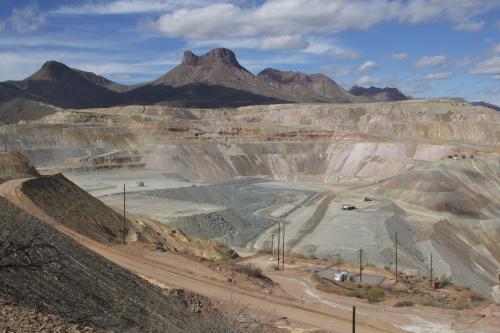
[0, 48, 499, 333]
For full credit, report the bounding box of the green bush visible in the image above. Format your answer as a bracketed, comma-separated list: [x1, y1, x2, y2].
[439, 274, 452, 288]
[346, 290, 363, 299]
[364, 287, 385, 303]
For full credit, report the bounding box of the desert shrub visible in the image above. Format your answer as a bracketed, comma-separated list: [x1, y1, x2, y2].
[233, 264, 264, 279]
[364, 287, 385, 303]
[470, 294, 484, 302]
[346, 287, 385, 303]
[346, 290, 363, 299]
[416, 298, 434, 307]
[454, 301, 470, 310]
[439, 274, 452, 288]
[394, 301, 415, 307]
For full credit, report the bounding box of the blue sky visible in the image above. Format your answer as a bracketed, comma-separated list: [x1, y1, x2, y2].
[0, 0, 499, 104]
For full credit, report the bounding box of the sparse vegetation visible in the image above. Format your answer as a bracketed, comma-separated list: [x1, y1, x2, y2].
[344, 286, 385, 303]
[394, 300, 414, 307]
[439, 274, 453, 288]
[364, 287, 385, 303]
[233, 264, 265, 279]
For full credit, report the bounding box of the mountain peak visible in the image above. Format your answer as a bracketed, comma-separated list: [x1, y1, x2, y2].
[40, 61, 71, 74]
[181, 48, 242, 69]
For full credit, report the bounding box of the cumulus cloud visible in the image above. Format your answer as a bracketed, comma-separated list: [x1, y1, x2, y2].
[354, 75, 382, 86]
[425, 71, 455, 80]
[303, 40, 360, 59]
[392, 53, 408, 60]
[257, 35, 309, 51]
[154, 0, 500, 41]
[415, 55, 447, 68]
[470, 56, 500, 77]
[402, 82, 429, 95]
[9, 4, 46, 33]
[453, 20, 485, 31]
[358, 60, 378, 73]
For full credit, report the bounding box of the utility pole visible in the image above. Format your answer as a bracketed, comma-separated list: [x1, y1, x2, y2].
[282, 223, 285, 270]
[430, 252, 433, 287]
[271, 233, 274, 256]
[123, 184, 126, 245]
[352, 306, 356, 333]
[359, 248, 363, 284]
[395, 232, 398, 284]
[2, 129, 6, 152]
[277, 223, 281, 269]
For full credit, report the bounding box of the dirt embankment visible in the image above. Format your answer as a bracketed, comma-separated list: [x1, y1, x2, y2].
[15, 173, 236, 260]
[0, 152, 39, 183]
[0, 197, 240, 332]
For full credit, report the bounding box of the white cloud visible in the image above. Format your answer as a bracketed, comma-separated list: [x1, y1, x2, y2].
[53, 0, 211, 15]
[354, 75, 382, 86]
[257, 35, 309, 51]
[392, 53, 408, 60]
[9, 4, 46, 33]
[470, 56, 500, 77]
[401, 82, 429, 95]
[326, 48, 360, 60]
[320, 65, 352, 77]
[425, 71, 454, 80]
[303, 40, 360, 59]
[155, 0, 500, 41]
[494, 43, 500, 54]
[415, 55, 447, 68]
[358, 60, 378, 73]
[453, 20, 485, 31]
[187, 38, 260, 50]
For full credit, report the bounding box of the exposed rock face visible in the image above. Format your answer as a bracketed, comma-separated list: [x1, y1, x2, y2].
[0, 152, 39, 183]
[258, 68, 356, 103]
[180, 49, 245, 69]
[349, 85, 409, 101]
[156, 48, 254, 87]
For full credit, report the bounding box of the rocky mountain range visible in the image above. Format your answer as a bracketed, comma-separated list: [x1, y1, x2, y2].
[0, 47, 398, 110]
[1, 47, 497, 112]
[257, 68, 355, 103]
[348, 85, 409, 102]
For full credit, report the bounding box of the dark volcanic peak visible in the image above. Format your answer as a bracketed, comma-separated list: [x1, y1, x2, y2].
[7, 61, 125, 109]
[30, 61, 72, 80]
[349, 85, 409, 102]
[181, 48, 244, 70]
